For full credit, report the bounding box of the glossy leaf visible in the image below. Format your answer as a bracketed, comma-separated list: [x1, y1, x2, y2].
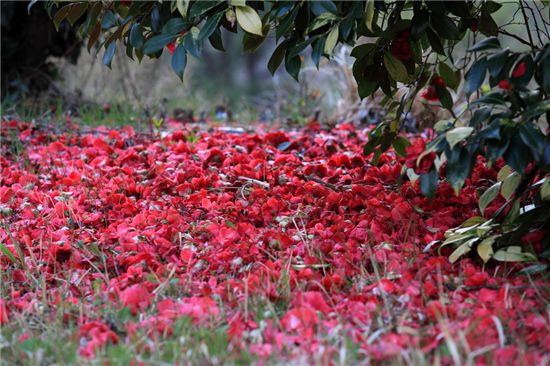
[102, 42, 116, 68]
[171, 44, 187, 81]
[479, 182, 501, 215]
[268, 41, 287, 75]
[143, 34, 177, 54]
[446, 127, 473, 149]
[465, 57, 487, 96]
[468, 37, 501, 52]
[501, 171, 521, 200]
[383, 52, 409, 83]
[199, 12, 224, 41]
[420, 169, 438, 199]
[477, 236, 496, 263]
[324, 26, 339, 55]
[235, 5, 263, 36]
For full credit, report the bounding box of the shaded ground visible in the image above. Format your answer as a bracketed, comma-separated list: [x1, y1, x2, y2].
[0, 119, 549, 365]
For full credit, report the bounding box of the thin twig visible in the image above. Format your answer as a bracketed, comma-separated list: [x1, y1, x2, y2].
[304, 174, 341, 192]
[237, 176, 270, 189]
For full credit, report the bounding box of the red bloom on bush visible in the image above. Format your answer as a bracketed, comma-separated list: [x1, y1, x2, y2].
[166, 41, 177, 54]
[498, 79, 512, 90]
[419, 85, 439, 102]
[432, 76, 445, 88]
[512, 62, 526, 78]
[405, 139, 436, 175]
[391, 30, 413, 61]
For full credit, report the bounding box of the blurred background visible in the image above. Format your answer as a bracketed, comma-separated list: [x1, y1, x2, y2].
[0, 1, 543, 128]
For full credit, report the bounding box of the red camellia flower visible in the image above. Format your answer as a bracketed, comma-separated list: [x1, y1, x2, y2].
[120, 284, 151, 314]
[419, 85, 439, 102]
[405, 139, 436, 175]
[498, 79, 512, 90]
[166, 41, 177, 54]
[391, 30, 413, 61]
[512, 62, 527, 78]
[432, 76, 445, 88]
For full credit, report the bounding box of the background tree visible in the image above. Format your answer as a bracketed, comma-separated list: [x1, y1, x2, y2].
[1, 1, 82, 100]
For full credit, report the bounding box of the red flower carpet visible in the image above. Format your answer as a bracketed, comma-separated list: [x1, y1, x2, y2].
[1, 120, 548, 364]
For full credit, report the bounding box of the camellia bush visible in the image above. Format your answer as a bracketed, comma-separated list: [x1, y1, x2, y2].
[43, 0, 550, 266]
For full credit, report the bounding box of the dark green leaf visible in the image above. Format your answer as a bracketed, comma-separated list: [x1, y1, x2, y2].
[339, 15, 355, 40]
[420, 169, 438, 199]
[445, 1, 471, 17]
[383, 52, 409, 83]
[208, 28, 225, 51]
[431, 15, 460, 40]
[363, 134, 381, 156]
[479, 182, 501, 215]
[129, 23, 144, 49]
[171, 44, 187, 81]
[482, 1, 502, 14]
[426, 28, 445, 55]
[242, 32, 266, 53]
[350, 43, 377, 60]
[438, 62, 460, 90]
[477, 120, 501, 139]
[102, 42, 116, 68]
[143, 33, 176, 54]
[436, 86, 453, 111]
[125, 38, 134, 60]
[411, 9, 429, 39]
[311, 1, 337, 16]
[183, 31, 201, 57]
[150, 6, 161, 32]
[285, 55, 301, 81]
[479, 11, 498, 36]
[311, 37, 325, 69]
[358, 80, 378, 99]
[472, 91, 505, 105]
[487, 48, 509, 78]
[485, 135, 510, 162]
[465, 57, 487, 96]
[268, 41, 287, 75]
[276, 5, 299, 40]
[470, 107, 491, 127]
[190, 0, 223, 18]
[305, 12, 339, 33]
[523, 100, 550, 122]
[511, 55, 535, 87]
[162, 17, 188, 35]
[468, 36, 501, 52]
[446, 146, 474, 194]
[504, 135, 530, 174]
[519, 263, 548, 275]
[392, 136, 411, 157]
[518, 123, 546, 154]
[288, 37, 318, 59]
[199, 12, 223, 41]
